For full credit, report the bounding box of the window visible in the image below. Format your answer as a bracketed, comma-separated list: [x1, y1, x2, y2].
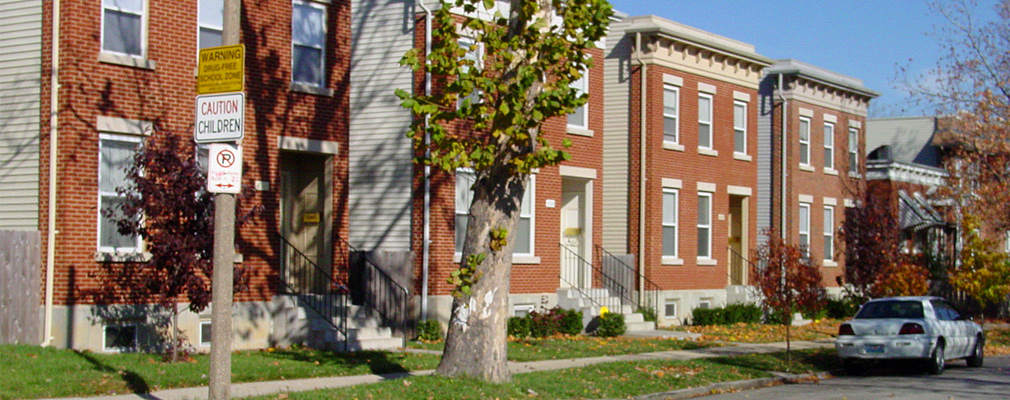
[823, 206, 834, 261]
[664, 299, 678, 317]
[848, 127, 859, 173]
[456, 170, 534, 256]
[102, 0, 145, 57]
[697, 192, 712, 258]
[799, 203, 810, 254]
[513, 304, 534, 317]
[454, 169, 476, 254]
[568, 70, 588, 128]
[824, 122, 835, 169]
[799, 117, 810, 165]
[99, 134, 142, 252]
[698, 94, 713, 149]
[292, 0, 326, 87]
[663, 84, 679, 143]
[698, 299, 712, 309]
[200, 321, 212, 346]
[662, 189, 678, 257]
[198, 0, 223, 49]
[733, 101, 747, 154]
[104, 324, 138, 352]
[457, 36, 483, 108]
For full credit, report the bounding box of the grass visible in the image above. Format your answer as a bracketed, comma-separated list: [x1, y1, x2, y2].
[665, 319, 841, 343]
[407, 334, 718, 362]
[245, 348, 840, 400]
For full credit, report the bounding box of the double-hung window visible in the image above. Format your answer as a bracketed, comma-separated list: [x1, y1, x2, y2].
[198, 0, 224, 49]
[798, 117, 811, 166]
[98, 134, 142, 253]
[848, 127, 859, 174]
[457, 36, 483, 108]
[798, 203, 810, 255]
[102, 0, 145, 57]
[514, 177, 535, 256]
[662, 189, 678, 257]
[454, 169, 476, 254]
[292, 0, 326, 87]
[824, 122, 835, 169]
[568, 71, 588, 129]
[456, 170, 535, 256]
[698, 94, 713, 149]
[663, 84, 679, 144]
[823, 206, 835, 261]
[697, 192, 712, 259]
[733, 101, 747, 154]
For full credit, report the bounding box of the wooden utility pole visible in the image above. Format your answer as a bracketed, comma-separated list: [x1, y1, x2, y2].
[208, 0, 241, 398]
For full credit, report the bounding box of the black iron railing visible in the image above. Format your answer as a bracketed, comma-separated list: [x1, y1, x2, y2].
[340, 237, 412, 337]
[728, 246, 752, 286]
[560, 244, 623, 313]
[277, 233, 348, 350]
[595, 245, 661, 318]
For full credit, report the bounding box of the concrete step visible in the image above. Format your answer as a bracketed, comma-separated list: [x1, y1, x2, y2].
[626, 320, 656, 332]
[346, 336, 404, 352]
[347, 326, 393, 341]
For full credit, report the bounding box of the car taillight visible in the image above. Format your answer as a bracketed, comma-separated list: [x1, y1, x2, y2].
[899, 323, 925, 335]
[838, 323, 854, 336]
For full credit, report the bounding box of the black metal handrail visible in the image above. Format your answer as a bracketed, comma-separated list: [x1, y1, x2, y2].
[595, 245, 661, 318]
[277, 233, 348, 350]
[727, 246, 753, 286]
[339, 237, 412, 337]
[560, 244, 623, 313]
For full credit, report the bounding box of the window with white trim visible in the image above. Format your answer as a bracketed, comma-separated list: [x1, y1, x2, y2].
[733, 101, 747, 154]
[99, 134, 142, 253]
[102, 0, 146, 57]
[697, 192, 712, 258]
[454, 169, 476, 254]
[698, 94, 713, 149]
[824, 122, 835, 169]
[456, 170, 534, 256]
[799, 117, 811, 165]
[662, 188, 678, 257]
[799, 203, 810, 255]
[663, 84, 679, 144]
[848, 127, 859, 173]
[292, 0, 326, 87]
[200, 321, 212, 346]
[457, 36, 484, 108]
[514, 176, 535, 255]
[568, 70, 588, 129]
[198, 0, 223, 49]
[823, 206, 835, 261]
[664, 299, 678, 317]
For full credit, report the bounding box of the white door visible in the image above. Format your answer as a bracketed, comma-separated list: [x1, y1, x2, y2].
[560, 183, 588, 288]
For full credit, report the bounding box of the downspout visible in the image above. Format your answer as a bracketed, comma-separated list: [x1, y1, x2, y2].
[43, 0, 62, 347]
[418, 0, 433, 321]
[778, 74, 787, 240]
[635, 32, 647, 298]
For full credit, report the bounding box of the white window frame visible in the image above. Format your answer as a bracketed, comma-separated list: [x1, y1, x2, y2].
[663, 84, 680, 144]
[198, 0, 224, 50]
[103, 323, 138, 353]
[824, 122, 835, 170]
[567, 70, 588, 129]
[662, 188, 679, 258]
[454, 169, 476, 255]
[799, 117, 811, 166]
[514, 176, 536, 257]
[101, 0, 147, 58]
[848, 127, 859, 174]
[733, 100, 747, 155]
[291, 0, 327, 88]
[698, 93, 714, 150]
[456, 35, 484, 109]
[664, 298, 678, 318]
[455, 169, 535, 257]
[799, 203, 811, 255]
[823, 206, 835, 262]
[98, 134, 143, 254]
[199, 321, 212, 346]
[697, 192, 713, 259]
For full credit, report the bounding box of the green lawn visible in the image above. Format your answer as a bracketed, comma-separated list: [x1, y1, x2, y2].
[407, 335, 717, 362]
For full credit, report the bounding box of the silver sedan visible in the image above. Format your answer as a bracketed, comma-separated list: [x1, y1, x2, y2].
[835, 296, 984, 375]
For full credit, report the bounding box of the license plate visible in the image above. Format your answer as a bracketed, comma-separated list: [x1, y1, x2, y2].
[865, 344, 885, 354]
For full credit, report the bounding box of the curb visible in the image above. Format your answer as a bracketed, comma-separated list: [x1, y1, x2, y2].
[619, 371, 835, 400]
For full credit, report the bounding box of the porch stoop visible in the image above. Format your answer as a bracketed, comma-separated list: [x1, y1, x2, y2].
[278, 295, 405, 352]
[556, 288, 657, 333]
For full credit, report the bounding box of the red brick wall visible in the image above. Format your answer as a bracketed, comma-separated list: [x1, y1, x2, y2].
[40, 0, 352, 306]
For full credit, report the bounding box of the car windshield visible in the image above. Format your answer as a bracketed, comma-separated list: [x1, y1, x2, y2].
[855, 300, 925, 319]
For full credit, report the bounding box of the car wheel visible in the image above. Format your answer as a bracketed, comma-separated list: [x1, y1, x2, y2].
[926, 342, 945, 375]
[967, 336, 984, 367]
[842, 359, 861, 376]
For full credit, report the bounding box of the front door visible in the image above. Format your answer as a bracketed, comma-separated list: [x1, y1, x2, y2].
[560, 178, 589, 288]
[280, 153, 331, 294]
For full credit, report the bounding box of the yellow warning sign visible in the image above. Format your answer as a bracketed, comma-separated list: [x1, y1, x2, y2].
[197, 44, 245, 94]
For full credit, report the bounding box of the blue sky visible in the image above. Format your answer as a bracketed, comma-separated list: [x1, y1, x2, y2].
[606, 0, 994, 117]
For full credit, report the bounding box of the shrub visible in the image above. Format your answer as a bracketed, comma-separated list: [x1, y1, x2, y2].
[415, 319, 442, 342]
[558, 308, 584, 335]
[507, 316, 531, 338]
[691, 303, 762, 326]
[636, 306, 658, 322]
[529, 307, 583, 337]
[826, 298, 860, 319]
[592, 312, 626, 337]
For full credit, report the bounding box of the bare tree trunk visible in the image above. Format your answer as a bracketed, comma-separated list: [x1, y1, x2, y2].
[436, 171, 526, 383]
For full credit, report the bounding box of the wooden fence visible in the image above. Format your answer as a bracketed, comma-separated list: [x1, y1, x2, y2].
[0, 230, 41, 345]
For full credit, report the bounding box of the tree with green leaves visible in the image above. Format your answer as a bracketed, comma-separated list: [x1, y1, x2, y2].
[951, 214, 1010, 315]
[397, 0, 611, 382]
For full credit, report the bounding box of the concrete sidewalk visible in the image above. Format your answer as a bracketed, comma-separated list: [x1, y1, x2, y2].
[43, 339, 834, 400]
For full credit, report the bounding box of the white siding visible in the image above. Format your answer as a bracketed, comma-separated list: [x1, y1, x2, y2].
[601, 21, 632, 253]
[348, 0, 416, 251]
[0, 0, 42, 231]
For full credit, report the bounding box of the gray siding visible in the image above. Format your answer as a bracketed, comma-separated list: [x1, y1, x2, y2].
[601, 21, 632, 253]
[349, 0, 416, 251]
[0, 0, 42, 231]
[865, 117, 941, 168]
[756, 87, 774, 238]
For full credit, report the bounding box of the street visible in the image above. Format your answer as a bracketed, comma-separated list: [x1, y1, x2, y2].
[698, 355, 1010, 400]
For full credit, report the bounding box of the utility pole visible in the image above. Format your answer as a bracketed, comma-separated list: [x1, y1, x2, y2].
[208, 0, 241, 398]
